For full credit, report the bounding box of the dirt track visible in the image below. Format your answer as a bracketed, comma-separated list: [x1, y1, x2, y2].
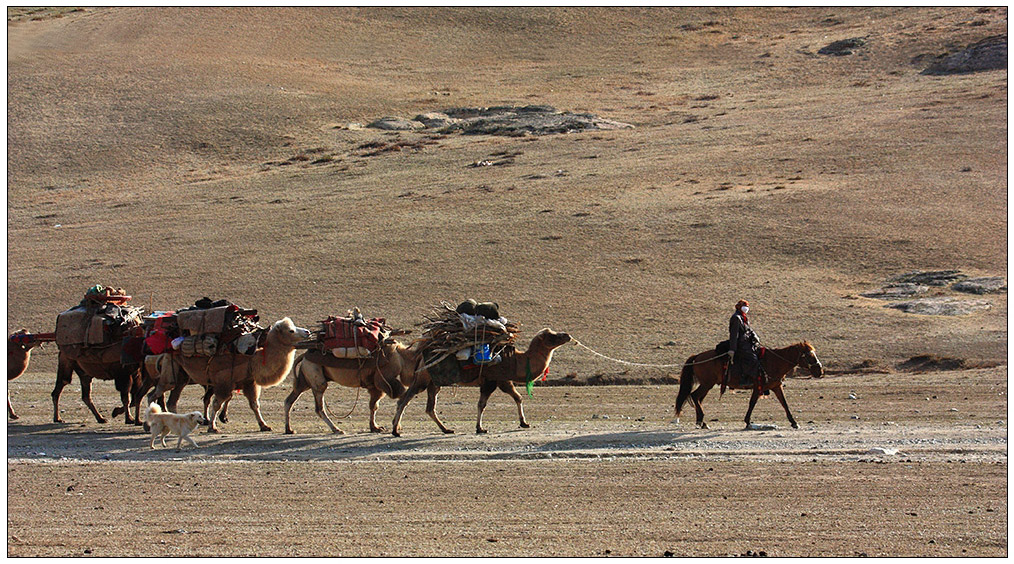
[7, 367, 1007, 556]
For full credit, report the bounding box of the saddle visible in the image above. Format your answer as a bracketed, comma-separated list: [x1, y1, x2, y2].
[304, 348, 385, 371]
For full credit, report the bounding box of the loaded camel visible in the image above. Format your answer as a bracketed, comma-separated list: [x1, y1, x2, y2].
[8, 330, 48, 420]
[283, 339, 415, 434]
[391, 328, 572, 436]
[52, 340, 145, 425]
[142, 353, 233, 430]
[675, 341, 823, 429]
[170, 317, 311, 432]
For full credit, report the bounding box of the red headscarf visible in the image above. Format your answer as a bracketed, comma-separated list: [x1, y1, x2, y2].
[735, 300, 749, 324]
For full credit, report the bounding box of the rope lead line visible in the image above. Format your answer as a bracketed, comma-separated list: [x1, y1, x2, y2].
[570, 339, 687, 369]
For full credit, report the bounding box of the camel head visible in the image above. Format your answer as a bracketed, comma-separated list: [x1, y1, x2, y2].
[8, 329, 41, 354]
[269, 317, 312, 346]
[529, 328, 572, 352]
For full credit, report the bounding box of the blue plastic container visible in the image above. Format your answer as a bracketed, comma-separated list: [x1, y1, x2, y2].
[472, 343, 493, 363]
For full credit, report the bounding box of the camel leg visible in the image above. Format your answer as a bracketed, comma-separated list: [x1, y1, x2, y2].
[202, 386, 228, 423]
[744, 388, 762, 428]
[77, 372, 108, 424]
[368, 387, 386, 433]
[690, 384, 713, 429]
[208, 390, 233, 433]
[111, 375, 134, 425]
[165, 385, 183, 413]
[498, 381, 529, 428]
[52, 355, 75, 423]
[771, 385, 798, 429]
[476, 379, 499, 434]
[241, 382, 272, 432]
[391, 378, 427, 437]
[283, 365, 312, 434]
[425, 384, 454, 434]
[313, 384, 343, 434]
[8, 395, 17, 420]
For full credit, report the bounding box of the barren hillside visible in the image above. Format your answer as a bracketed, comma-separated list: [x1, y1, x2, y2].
[7, 7, 1008, 375]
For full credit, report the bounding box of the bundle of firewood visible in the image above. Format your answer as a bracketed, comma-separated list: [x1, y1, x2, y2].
[413, 302, 520, 366]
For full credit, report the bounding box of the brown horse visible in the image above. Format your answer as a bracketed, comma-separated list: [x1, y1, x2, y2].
[675, 341, 823, 429]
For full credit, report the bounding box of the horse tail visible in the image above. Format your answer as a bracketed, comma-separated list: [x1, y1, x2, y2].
[675, 355, 697, 418]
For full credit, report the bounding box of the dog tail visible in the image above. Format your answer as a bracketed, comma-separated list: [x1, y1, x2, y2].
[147, 402, 163, 422]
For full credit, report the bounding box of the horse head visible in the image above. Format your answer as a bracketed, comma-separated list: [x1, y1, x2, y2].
[797, 341, 824, 378]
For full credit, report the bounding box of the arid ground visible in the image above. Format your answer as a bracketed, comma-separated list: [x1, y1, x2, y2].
[6, 7, 1008, 556]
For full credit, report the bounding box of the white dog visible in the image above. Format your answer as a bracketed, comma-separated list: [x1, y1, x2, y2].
[146, 403, 209, 451]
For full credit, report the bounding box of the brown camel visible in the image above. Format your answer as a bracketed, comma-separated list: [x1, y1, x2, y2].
[52, 340, 145, 425]
[391, 328, 572, 436]
[283, 340, 414, 434]
[142, 352, 230, 428]
[171, 317, 310, 433]
[9, 330, 45, 420]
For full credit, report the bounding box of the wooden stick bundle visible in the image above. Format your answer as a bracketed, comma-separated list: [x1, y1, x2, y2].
[413, 302, 520, 366]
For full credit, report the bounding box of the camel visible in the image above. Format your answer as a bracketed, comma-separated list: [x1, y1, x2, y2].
[141, 353, 231, 430]
[282, 339, 414, 434]
[9, 330, 45, 420]
[391, 328, 572, 436]
[171, 317, 311, 433]
[52, 340, 145, 425]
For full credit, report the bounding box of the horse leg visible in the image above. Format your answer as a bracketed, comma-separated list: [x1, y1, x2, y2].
[391, 376, 428, 437]
[52, 355, 75, 423]
[674, 357, 698, 422]
[242, 382, 272, 432]
[497, 380, 529, 428]
[690, 384, 713, 429]
[368, 386, 386, 433]
[476, 378, 499, 434]
[425, 384, 454, 434]
[282, 363, 312, 434]
[744, 388, 762, 429]
[771, 385, 799, 429]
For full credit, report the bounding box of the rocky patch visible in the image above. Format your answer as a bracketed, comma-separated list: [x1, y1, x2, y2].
[860, 283, 927, 300]
[886, 297, 991, 316]
[862, 270, 1003, 316]
[921, 34, 1007, 75]
[890, 270, 966, 286]
[952, 277, 1007, 295]
[367, 105, 633, 137]
[818, 37, 867, 56]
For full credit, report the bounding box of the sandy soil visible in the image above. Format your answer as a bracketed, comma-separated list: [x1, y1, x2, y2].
[7, 366, 1008, 556]
[6, 6, 1008, 557]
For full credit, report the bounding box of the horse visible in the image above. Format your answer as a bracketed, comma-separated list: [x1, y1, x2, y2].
[675, 341, 823, 429]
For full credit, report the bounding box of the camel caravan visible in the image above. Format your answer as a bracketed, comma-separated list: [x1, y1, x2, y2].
[9, 286, 823, 446]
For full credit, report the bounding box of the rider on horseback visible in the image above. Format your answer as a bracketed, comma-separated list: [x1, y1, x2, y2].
[728, 300, 761, 386]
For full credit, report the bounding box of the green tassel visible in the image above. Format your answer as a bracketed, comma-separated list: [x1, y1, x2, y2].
[525, 359, 535, 397]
